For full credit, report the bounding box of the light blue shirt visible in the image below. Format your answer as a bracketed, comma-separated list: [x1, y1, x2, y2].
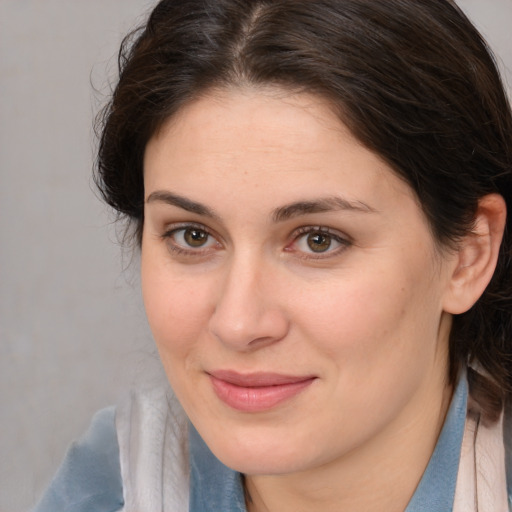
[33, 377, 476, 512]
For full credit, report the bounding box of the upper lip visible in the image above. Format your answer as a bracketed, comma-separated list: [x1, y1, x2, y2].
[207, 370, 316, 387]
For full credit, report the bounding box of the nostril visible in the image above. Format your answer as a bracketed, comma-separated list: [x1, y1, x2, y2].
[209, 305, 289, 351]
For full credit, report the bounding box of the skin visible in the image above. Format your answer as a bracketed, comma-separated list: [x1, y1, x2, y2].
[140, 88, 499, 512]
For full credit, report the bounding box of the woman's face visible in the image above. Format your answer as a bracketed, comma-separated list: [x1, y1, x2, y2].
[141, 88, 457, 475]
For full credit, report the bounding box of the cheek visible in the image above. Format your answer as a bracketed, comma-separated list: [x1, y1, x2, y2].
[294, 262, 441, 375]
[141, 256, 214, 359]
[290, 267, 445, 442]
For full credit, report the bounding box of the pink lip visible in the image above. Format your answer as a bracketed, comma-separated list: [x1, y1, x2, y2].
[208, 370, 316, 412]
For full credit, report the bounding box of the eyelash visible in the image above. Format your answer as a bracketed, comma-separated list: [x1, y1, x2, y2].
[287, 226, 351, 259]
[160, 224, 351, 259]
[161, 223, 219, 257]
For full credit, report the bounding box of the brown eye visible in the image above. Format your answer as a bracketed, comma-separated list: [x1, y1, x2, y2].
[292, 227, 349, 257]
[183, 228, 209, 247]
[165, 225, 219, 253]
[306, 232, 332, 252]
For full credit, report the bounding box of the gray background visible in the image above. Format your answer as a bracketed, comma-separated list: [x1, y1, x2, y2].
[0, 1, 510, 511]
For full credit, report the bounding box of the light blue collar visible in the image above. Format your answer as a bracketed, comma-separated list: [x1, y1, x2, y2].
[405, 375, 467, 511]
[189, 377, 468, 512]
[189, 426, 246, 512]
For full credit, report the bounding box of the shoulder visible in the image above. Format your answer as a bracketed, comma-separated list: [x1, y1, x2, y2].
[32, 406, 124, 512]
[32, 388, 191, 512]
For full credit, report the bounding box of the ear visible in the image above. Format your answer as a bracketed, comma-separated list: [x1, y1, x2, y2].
[442, 194, 507, 315]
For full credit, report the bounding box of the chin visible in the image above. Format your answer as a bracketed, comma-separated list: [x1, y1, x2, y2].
[220, 450, 307, 476]
[199, 422, 319, 476]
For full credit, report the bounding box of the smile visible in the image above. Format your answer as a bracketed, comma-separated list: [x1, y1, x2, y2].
[208, 370, 317, 412]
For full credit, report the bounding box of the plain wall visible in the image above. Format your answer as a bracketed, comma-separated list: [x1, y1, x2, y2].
[0, 1, 510, 511]
[0, 2, 161, 511]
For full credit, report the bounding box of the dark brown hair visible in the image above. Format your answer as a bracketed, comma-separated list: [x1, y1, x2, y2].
[95, 0, 512, 418]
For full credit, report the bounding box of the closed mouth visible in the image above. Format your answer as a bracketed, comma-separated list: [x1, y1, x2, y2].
[207, 370, 317, 412]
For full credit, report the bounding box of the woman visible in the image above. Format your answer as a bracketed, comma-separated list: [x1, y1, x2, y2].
[34, 0, 512, 510]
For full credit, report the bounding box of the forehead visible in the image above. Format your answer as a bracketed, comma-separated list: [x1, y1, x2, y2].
[144, 88, 409, 207]
[148, 88, 349, 164]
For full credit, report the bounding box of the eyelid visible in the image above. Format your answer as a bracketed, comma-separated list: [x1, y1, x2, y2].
[161, 221, 210, 237]
[161, 222, 222, 255]
[160, 222, 351, 260]
[286, 225, 352, 259]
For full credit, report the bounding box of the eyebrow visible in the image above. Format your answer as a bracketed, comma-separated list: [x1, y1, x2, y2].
[146, 190, 220, 219]
[271, 196, 377, 222]
[146, 190, 376, 222]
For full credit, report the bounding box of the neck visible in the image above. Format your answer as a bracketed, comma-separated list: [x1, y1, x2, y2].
[245, 378, 454, 512]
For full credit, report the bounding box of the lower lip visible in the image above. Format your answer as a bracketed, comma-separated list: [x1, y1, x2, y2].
[209, 376, 315, 412]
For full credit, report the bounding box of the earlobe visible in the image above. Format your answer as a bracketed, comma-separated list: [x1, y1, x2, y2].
[443, 194, 507, 315]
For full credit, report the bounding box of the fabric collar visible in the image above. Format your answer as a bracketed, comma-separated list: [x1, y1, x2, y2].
[405, 375, 467, 511]
[189, 425, 246, 512]
[189, 377, 467, 512]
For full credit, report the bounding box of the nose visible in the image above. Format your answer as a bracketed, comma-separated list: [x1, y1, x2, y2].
[208, 256, 289, 351]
